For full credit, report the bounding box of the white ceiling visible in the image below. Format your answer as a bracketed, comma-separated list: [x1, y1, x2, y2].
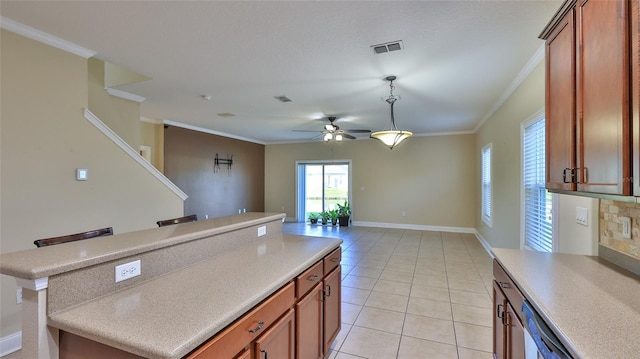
[1, 1, 561, 144]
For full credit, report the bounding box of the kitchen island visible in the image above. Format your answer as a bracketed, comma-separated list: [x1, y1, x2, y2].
[0, 213, 342, 359]
[493, 248, 640, 359]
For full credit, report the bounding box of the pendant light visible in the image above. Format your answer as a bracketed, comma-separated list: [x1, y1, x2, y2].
[370, 76, 413, 149]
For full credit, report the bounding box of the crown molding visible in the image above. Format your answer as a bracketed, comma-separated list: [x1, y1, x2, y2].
[106, 88, 145, 103]
[164, 120, 266, 145]
[0, 16, 95, 59]
[474, 43, 545, 133]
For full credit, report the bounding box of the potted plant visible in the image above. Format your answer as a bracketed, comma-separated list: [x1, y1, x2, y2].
[321, 211, 330, 225]
[337, 200, 351, 226]
[328, 209, 339, 226]
[308, 212, 320, 224]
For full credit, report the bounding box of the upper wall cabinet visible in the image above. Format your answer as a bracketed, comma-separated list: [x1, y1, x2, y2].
[541, 0, 631, 196]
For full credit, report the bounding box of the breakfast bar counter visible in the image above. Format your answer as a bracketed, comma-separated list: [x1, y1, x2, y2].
[0, 213, 341, 358]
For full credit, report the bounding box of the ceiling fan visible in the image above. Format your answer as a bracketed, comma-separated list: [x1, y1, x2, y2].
[294, 116, 371, 142]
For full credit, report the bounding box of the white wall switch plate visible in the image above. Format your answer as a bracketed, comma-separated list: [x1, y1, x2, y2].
[622, 217, 631, 239]
[115, 260, 141, 283]
[16, 288, 22, 304]
[576, 206, 589, 227]
[257, 226, 266, 237]
[76, 168, 88, 181]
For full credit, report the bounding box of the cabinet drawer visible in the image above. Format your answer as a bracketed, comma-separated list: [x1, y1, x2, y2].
[323, 247, 341, 276]
[296, 260, 323, 298]
[493, 260, 525, 322]
[186, 281, 295, 359]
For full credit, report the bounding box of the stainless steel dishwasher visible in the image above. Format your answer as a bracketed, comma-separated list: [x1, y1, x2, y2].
[522, 300, 572, 359]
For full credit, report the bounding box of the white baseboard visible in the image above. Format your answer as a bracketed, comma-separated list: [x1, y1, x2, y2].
[0, 331, 21, 357]
[473, 230, 495, 258]
[351, 221, 475, 234]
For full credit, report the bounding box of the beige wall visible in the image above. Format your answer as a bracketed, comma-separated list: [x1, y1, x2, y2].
[88, 57, 142, 150]
[475, 61, 599, 252]
[265, 135, 476, 229]
[0, 30, 183, 338]
[140, 120, 165, 172]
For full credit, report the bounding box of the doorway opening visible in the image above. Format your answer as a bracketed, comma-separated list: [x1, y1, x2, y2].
[296, 161, 351, 222]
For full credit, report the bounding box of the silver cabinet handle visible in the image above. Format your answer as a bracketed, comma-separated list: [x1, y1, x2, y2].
[308, 274, 319, 282]
[498, 281, 511, 289]
[249, 321, 264, 333]
[330, 257, 339, 262]
[261, 349, 268, 359]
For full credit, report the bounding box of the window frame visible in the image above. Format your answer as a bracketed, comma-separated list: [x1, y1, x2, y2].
[520, 109, 555, 252]
[481, 143, 493, 227]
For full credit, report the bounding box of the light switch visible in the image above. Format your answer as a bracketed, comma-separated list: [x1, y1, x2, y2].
[76, 168, 88, 181]
[576, 206, 588, 227]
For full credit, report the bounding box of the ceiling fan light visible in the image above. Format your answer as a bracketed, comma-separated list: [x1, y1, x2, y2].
[370, 130, 413, 149]
[324, 133, 333, 142]
[335, 133, 343, 142]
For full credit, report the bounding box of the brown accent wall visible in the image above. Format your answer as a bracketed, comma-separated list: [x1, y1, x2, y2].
[164, 126, 265, 219]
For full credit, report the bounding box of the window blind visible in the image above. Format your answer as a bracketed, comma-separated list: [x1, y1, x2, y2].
[523, 118, 553, 252]
[482, 144, 492, 226]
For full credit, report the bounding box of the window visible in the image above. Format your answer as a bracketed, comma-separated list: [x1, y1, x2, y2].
[296, 161, 350, 222]
[481, 144, 492, 227]
[522, 116, 553, 252]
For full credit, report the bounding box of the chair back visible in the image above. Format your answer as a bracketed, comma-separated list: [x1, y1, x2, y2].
[34, 227, 114, 247]
[156, 214, 198, 227]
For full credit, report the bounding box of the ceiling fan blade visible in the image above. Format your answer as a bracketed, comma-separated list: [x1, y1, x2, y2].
[292, 129, 323, 132]
[342, 129, 371, 133]
[343, 133, 356, 140]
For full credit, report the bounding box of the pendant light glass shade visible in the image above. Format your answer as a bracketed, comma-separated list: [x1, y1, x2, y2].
[371, 76, 413, 149]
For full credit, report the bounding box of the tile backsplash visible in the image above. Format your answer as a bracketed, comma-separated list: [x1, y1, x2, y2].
[599, 199, 640, 262]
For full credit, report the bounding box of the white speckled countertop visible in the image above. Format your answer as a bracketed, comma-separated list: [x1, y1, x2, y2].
[493, 248, 640, 359]
[0, 212, 285, 279]
[49, 233, 341, 359]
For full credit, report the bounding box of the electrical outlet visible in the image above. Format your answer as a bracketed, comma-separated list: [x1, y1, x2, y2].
[622, 217, 632, 239]
[258, 226, 266, 237]
[16, 288, 22, 304]
[115, 260, 141, 283]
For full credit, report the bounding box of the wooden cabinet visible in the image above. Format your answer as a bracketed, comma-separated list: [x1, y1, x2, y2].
[542, 0, 631, 195]
[323, 266, 341, 353]
[545, 6, 576, 192]
[187, 282, 296, 359]
[493, 261, 524, 359]
[493, 281, 507, 359]
[254, 308, 295, 359]
[632, 0, 640, 195]
[296, 283, 323, 359]
[295, 249, 342, 359]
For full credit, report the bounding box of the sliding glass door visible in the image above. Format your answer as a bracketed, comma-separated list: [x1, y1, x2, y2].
[297, 162, 350, 222]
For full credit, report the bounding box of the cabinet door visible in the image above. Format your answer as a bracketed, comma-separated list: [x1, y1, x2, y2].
[546, 7, 577, 191]
[296, 282, 323, 359]
[493, 281, 507, 359]
[235, 348, 251, 359]
[506, 302, 525, 359]
[255, 308, 295, 359]
[632, 0, 640, 195]
[576, 0, 631, 195]
[323, 266, 341, 354]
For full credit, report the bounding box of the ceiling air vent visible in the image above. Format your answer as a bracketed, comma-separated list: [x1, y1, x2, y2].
[274, 95, 292, 103]
[371, 40, 404, 54]
[217, 113, 235, 117]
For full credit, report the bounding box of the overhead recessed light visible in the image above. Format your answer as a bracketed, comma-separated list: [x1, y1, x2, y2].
[202, 95, 212, 101]
[274, 95, 292, 103]
[217, 113, 235, 117]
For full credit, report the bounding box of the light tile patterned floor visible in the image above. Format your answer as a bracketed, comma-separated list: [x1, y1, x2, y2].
[284, 223, 495, 359]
